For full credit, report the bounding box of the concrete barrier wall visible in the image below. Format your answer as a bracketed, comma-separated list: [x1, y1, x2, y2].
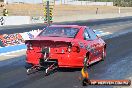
[0, 16, 30, 26]
[0, 16, 46, 26]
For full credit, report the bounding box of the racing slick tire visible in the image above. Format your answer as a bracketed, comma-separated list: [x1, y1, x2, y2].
[84, 52, 90, 67]
[84, 56, 89, 67]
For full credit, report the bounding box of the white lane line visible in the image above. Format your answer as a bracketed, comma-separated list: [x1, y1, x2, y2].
[94, 29, 112, 36]
[0, 49, 26, 56]
[97, 32, 112, 36]
[2, 55, 19, 57]
[0, 43, 25, 49]
[100, 22, 132, 30]
[96, 22, 132, 30]
[96, 29, 101, 30]
[94, 29, 102, 31]
[99, 31, 103, 32]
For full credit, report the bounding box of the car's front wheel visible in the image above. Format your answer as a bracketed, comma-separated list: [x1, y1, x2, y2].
[84, 54, 90, 67]
[102, 47, 106, 61]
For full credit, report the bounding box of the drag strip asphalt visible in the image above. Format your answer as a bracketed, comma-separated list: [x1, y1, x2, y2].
[0, 18, 132, 88]
[0, 27, 132, 88]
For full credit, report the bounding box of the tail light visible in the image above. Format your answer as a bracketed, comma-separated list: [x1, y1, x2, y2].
[72, 46, 80, 52]
[67, 46, 72, 52]
[67, 46, 80, 53]
[26, 42, 33, 50]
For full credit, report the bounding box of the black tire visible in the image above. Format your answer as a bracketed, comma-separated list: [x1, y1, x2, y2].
[84, 57, 89, 67]
[84, 52, 90, 67]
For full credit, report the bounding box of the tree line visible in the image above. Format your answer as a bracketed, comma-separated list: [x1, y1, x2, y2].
[0, 0, 3, 2]
[78, 0, 132, 7]
[114, 0, 132, 7]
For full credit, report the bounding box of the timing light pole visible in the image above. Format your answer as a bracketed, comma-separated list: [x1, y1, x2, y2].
[46, 1, 50, 26]
[43, 0, 53, 26]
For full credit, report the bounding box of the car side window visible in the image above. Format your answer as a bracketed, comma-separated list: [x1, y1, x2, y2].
[83, 29, 90, 40]
[87, 28, 97, 40]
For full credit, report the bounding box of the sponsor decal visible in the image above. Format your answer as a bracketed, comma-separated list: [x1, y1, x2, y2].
[86, 44, 100, 56]
[0, 33, 24, 46]
[27, 32, 34, 39]
[78, 42, 85, 48]
[31, 16, 45, 23]
[86, 44, 91, 51]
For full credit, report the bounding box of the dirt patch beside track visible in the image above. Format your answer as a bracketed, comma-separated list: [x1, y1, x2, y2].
[0, 4, 132, 16]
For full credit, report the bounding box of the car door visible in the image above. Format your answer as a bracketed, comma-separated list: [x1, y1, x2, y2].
[82, 29, 94, 63]
[86, 28, 102, 62]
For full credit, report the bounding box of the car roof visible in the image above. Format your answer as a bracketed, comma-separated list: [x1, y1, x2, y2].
[49, 25, 87, 29]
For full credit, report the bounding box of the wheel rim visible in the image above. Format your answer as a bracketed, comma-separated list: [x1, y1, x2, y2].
[102, 48, 106, 59]
[84, 56, 90, 67]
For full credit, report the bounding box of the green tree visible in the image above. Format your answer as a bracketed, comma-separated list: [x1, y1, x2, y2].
[114, 0, 132, 7]
[0, 0, 4, 2]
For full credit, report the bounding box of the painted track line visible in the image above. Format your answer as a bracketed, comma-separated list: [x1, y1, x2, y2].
[98, 22, 132, 30]
[94, 29, 112, 36]
[0, 49, 26, 56]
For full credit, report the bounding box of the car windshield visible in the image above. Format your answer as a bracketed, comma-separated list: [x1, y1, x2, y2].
[39, 27, 79, 38]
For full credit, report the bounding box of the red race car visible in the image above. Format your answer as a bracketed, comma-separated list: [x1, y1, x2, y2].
[25, 25, 106, 75]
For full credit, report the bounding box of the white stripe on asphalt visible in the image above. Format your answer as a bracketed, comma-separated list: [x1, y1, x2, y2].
[100, 22, 132, 30]
[99, 31, 103, 32]
[0, 49, 26, 56]
[2, 55, 19, 57]
[97, 32, 112, 36]
[96, 29, 101, 31]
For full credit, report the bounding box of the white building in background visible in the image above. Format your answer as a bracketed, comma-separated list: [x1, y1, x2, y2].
[4, 0, 113, 6]
[4, 0, 63, 4]
[4, 0, 43, 4]
[4, 0, 74, 4]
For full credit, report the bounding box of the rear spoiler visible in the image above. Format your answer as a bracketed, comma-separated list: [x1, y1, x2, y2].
[25, 39, 72, 46]
[25, 36, 74, 44]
